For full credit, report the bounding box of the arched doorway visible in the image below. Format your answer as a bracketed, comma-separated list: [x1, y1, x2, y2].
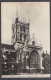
[30, 50, 38, 73]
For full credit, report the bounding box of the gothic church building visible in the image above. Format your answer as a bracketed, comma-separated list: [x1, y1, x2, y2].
[1, 14, 44, 75]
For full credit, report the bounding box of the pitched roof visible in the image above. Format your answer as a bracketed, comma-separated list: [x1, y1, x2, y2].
[28, 33, 40, 47]
[1, 43, 15, 50]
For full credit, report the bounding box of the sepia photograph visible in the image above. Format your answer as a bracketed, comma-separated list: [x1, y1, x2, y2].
[1, 2, 50, 78]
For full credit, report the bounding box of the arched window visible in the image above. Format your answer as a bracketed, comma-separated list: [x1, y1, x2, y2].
[30, 50, 38, 68]
[20, 33, 22, 41]
[32, 41, 35, 46]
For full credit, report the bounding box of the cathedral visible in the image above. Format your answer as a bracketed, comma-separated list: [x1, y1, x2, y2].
[1, 13, 44, 75]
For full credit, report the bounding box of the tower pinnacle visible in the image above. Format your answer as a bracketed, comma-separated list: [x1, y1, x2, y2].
[27, 9, 30, 23]
[33, 33, 34, 37]
[16, 6, 18, 18]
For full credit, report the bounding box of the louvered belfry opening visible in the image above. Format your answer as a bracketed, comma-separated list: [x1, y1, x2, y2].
[12, 17, 30, 45]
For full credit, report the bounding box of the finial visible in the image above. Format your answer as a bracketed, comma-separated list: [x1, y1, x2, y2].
[33, 33, 34, 36]
[46, 51, 47, 54]
[27, 9, 30, 23]
[20, 2, 22, 21]
[16, 10, 18, 18]
[16, 6, 18, 18]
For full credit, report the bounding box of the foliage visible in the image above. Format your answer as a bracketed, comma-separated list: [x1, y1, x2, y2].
[43, 53, 50, 74]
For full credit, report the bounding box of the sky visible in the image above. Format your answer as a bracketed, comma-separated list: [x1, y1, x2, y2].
[1, 2, 50, 53]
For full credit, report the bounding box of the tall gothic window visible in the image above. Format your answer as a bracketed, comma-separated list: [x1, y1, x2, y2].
[17, 33, 20, 41]
[24, 35, 26, 42]
[23, 26, 26, 32]
[20, 25, 26, 33]
[20, 33, 22, 41]
[17, 26, 20, 32]
[20, 25, 23, 32]
[30, 50, 38, 68]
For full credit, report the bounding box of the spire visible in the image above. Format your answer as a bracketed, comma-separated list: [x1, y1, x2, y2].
[16, 9, 18, 18]
[16, 6, 18, 18]
[20, 2, 22, 21]
[15, 6, 19, 23]
[32, 33, 35, 41]
[27, 9, 30, 23]
[32, 33, 35, 42]
[33, 33, 34, 37]
[15, 6, 18, 23]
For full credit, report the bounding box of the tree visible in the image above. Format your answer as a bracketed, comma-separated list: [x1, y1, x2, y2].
[43, 52, 50, 74]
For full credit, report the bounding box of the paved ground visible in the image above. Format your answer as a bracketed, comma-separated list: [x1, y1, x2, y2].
[2, 73, 50, 78]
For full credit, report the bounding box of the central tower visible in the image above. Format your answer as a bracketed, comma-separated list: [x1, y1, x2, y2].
[12, 17, 30, 50]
